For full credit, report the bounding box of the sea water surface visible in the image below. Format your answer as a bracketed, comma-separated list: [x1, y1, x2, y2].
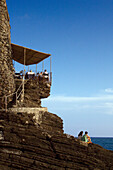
[91, 137, 113, 151]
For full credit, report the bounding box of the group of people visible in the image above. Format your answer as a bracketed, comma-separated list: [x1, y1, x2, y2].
[78, 131, 92, 143]
[25, 70, 35, 79]
[37, 69, 49, 81]
[24, 69, 49, 81]
[15, 69, 50, 83]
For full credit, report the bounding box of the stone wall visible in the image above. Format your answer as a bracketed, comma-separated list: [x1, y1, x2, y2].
[0, 0, 15, 106]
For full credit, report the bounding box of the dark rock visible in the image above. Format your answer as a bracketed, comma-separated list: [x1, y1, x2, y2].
[0, 110, 113, 169]
[0, 0, 15, 108]
[0, 0, 113, 169]
[14, 79, 51, 108]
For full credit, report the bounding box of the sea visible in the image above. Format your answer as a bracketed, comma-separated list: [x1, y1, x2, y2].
[91, 137, 113, 151]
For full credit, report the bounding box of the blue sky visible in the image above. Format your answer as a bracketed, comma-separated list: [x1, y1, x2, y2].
[7, 0, 113, 137]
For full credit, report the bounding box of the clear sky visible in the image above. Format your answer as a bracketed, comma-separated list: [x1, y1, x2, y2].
[7, 0, 113, 137]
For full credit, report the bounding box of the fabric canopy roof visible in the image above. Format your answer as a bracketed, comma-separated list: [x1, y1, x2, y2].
[11, 43, 51, 66]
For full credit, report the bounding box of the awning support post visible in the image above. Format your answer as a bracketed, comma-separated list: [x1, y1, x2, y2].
[23, 48, 26, 101]
[42, 60, 44, 72]
[36, 64, 37, 74]
[50, 56, 52, 84]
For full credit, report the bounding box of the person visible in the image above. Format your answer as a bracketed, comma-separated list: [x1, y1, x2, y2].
[37, 72, 39, 76]
[25, 72, 28, 79]
[27, 70, 35, 79]
[43, 69, 49, 81]
[85, 131, 92, 143]
[81, 131, 88, 142]
[38, 72, 43, 81]
[20, 70, 23, 79]
[78, 131, 83, 140]
[82, 131, 92, 143]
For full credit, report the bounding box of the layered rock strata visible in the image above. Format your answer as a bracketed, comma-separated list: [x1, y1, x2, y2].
[0, 0, 15, 107]
[0, 110, 113, 169]
[14, 79, 51, 108]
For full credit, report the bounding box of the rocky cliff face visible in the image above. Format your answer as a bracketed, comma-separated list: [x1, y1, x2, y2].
[0, 0, 15, 106]
[14, 79, 51, 108]
[0, 0, 51, 109]
[0, 110, 113, 170]
[0, 1, 113, 169]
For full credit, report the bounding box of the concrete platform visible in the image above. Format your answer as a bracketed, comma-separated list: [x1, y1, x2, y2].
[8, 107, 48, 113]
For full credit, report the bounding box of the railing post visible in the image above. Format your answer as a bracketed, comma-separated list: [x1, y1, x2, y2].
[23, 78, 24, 101]
[50, 72, 52, 85]
[5, 96, 7, 112]
[16, 92, 17, 106]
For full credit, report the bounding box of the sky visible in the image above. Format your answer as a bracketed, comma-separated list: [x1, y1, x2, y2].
[6, 0, 113, 137]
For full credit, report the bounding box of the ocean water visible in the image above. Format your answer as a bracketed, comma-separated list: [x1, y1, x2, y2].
[91, 137, 113, 151]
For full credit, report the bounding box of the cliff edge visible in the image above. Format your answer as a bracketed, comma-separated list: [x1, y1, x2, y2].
[0, 0, 113, 169]
[0, 110, 113, 170]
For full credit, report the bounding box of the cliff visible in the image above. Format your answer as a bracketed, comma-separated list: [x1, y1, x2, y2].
[0, 1, 113, 169]
[0, 0, 15, 105]
[0, 110, 113, 170]
[12, 79, 51, 108]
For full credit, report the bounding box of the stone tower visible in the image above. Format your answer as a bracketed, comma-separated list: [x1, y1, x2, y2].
[0, 0, 15, 105]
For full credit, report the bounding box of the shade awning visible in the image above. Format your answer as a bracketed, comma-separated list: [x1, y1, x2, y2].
[11, 43, 51, 66]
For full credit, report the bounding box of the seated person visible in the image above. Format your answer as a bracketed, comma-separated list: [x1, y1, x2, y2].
[38, 72, 43, 81]
[82, 131, 92, 143]
[27, 70, 35, 79]
[86, 132, 92, 143]
[25, 72, 28, 79]
[43, 69, 49, 81]
[78, 131, 83, 140]
[37, 72, 39, 76]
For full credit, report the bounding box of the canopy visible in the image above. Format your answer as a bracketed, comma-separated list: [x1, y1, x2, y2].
[11, 43, 51, 66]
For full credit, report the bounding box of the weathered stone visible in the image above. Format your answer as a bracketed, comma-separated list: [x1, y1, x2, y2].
[0, 110, 113, 169]
[13, 79, 51, 108]
[0, 0, 15, 108]
[0, 0, 113, 169]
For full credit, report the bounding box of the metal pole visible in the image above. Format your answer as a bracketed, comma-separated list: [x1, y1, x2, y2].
[42, 60, 44, 72]
[50, 57, 52, 84]
[36, 64, 37, 74]
[16, 92, 17, 106]
[23, 48, 26, 101]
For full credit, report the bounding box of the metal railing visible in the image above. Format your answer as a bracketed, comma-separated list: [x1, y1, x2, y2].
[0, 71, 52, 112]
[0, 81, 23, 112]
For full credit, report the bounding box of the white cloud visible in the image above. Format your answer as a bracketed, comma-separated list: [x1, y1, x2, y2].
[42, 93, 113, 115]
[42, 92, 113, 136]
[105, 88, 113, 93]
[44, 94, 113, 102]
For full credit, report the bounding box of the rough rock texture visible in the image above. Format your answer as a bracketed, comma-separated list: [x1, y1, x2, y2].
[0, 0, 50, 109]
[0, 0, 15, 106]
[1, 0, 113, 169]
[0, 110, 113, 170]
[13, 79, 51, 108]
